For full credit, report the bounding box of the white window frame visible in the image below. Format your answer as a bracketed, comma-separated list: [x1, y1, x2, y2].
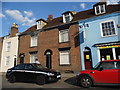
[6, 42, 11, 52]
[95, 4, 106, 15]
[37, 21, 42, 29]
[5, 56, 10, 66]
[59, 50, 70, 65]
[30, 54, 37, 63]
[59, 29, 69, 43]
[63, 13, 73, 23]
[31, 35, 38, 47]
[100, 20, 117, 37]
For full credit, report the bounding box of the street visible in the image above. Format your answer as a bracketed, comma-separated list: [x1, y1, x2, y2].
[1, 73, 120, 90]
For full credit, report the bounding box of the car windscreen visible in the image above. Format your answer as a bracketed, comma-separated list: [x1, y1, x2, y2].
[93, 62, 101, 70]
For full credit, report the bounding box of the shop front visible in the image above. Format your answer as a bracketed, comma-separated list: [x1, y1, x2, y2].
[94, 42, 120, 61]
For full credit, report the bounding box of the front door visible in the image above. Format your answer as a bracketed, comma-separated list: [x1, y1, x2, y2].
[84, 51, 92, 70]
[46, 54, 52, 69]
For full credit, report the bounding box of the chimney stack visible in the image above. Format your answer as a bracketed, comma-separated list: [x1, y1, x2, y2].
[47, 15, 53, 21]
[10, 23, 18, 37]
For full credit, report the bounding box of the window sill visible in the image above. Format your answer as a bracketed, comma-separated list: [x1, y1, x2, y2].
[59, 41, 70, 44]
[101, 34, 117, 38]
[30, 46, 38, 48]
[59, 64, 71, 66]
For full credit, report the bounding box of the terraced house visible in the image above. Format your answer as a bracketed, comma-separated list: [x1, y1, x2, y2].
[0, 23, 19, 72]
[79, 2, 120, 70]
[18, 12, 81, 72]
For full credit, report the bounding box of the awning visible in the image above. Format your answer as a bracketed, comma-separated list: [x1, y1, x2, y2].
[93, 41, 120, 47]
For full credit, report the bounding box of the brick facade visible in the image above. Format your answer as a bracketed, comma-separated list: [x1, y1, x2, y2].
[18, 23, 81, 72]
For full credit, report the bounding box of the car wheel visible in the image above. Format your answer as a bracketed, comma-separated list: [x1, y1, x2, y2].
[8, 75, 16, 83]
[80, 76, 92, 88]
[36, 75, 45, 85]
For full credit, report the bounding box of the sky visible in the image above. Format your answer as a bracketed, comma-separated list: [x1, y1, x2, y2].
[0, 0, 119, 37]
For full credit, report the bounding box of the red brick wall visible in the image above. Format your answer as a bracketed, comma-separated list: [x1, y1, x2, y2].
[18, 23, 82, 72]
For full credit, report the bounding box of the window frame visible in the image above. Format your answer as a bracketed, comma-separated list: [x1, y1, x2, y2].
[95, 4, 106, 15]
[6, 42, 11, 52]
[37, 20, 42, 29]
[59, 29, 69, 43]
[30, 35, 38, 47]
[100, 20, 117, 37]
[59, 50, 70, 65]
[5, 56, 10, 66]
[30, 53, 37, 63]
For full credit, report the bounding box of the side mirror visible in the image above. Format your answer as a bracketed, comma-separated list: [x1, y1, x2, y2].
[98, 67, 103, 71]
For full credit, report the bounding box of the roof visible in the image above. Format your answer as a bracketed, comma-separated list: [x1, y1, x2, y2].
[21, 3, 120, 35]
[93, 41, 120, 47]
[21, 24, 37, 35]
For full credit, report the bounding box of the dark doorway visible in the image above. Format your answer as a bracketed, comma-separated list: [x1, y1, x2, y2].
[19, 53, 25, 64]
[84, 47, 92, 70]
[44, 49, 52, 69]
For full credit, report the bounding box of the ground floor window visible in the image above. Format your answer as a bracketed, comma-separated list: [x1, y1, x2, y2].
[30, 54, 37, 63]
[5, 56, 10, 66]
[115, 48, 120, 59]
[59, 50, 70, 65]
[99, 47, 120, 61]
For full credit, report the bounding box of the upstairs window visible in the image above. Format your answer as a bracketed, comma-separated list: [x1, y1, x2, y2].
[6, 42, 11, 52]
[63, 12, 73, 23]
[100, 20, 116, 37]
[59, 29, 69, 43]
[64, 13, 70, 23]
[31, 35, 38, 47]
[95, 4, 106, 15]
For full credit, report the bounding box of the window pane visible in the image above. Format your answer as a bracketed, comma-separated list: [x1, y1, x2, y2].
[30, 54, 37, 63]
[60, 51, 70, 65]
[101, 21, 116, 36]
[31, 35, 38, 47]
[5, 56, 10, 66]
[59, 29, 69, 43]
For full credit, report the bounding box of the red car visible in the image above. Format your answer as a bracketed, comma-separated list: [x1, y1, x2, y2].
[76, 60, 120, 88]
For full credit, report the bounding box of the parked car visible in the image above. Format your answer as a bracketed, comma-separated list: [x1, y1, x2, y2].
[76, 60, 120, 88]
[6, 63, 61, 85]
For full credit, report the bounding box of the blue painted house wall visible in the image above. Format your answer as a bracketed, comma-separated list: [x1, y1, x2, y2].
[79, 12, 120, 70]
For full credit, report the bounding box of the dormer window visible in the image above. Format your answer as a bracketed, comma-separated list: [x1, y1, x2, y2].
[37, 21, 42, 29]
[95, 4, 106, 15]
[36, 19, 47, 30]
[94, 2, 106, 15]
[62, 11, 73, 23]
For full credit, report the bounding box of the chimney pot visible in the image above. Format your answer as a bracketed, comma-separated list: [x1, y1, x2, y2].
[47, 15, 53, 21]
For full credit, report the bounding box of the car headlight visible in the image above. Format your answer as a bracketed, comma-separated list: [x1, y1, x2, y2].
[47, 72, 55, 76]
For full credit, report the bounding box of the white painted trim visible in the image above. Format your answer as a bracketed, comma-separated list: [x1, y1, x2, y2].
[112, 48, 116, 60]
[97, 49, 101, 62]
[100, 20, 117, 37]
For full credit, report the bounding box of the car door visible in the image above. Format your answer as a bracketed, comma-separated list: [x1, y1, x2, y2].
[14, 64, 25, 81]
[116, 61, 120, 83]
[92, 61, 118, 84]
[24, 64, 36, 82]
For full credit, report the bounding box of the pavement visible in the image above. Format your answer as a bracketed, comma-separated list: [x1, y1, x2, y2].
[1, 72, 120, 89]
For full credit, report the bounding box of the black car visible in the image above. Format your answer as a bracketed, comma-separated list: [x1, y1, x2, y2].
[6, 63, 61, 85]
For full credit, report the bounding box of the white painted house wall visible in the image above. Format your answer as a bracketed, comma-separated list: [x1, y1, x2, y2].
[0, 36, 19, 72]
